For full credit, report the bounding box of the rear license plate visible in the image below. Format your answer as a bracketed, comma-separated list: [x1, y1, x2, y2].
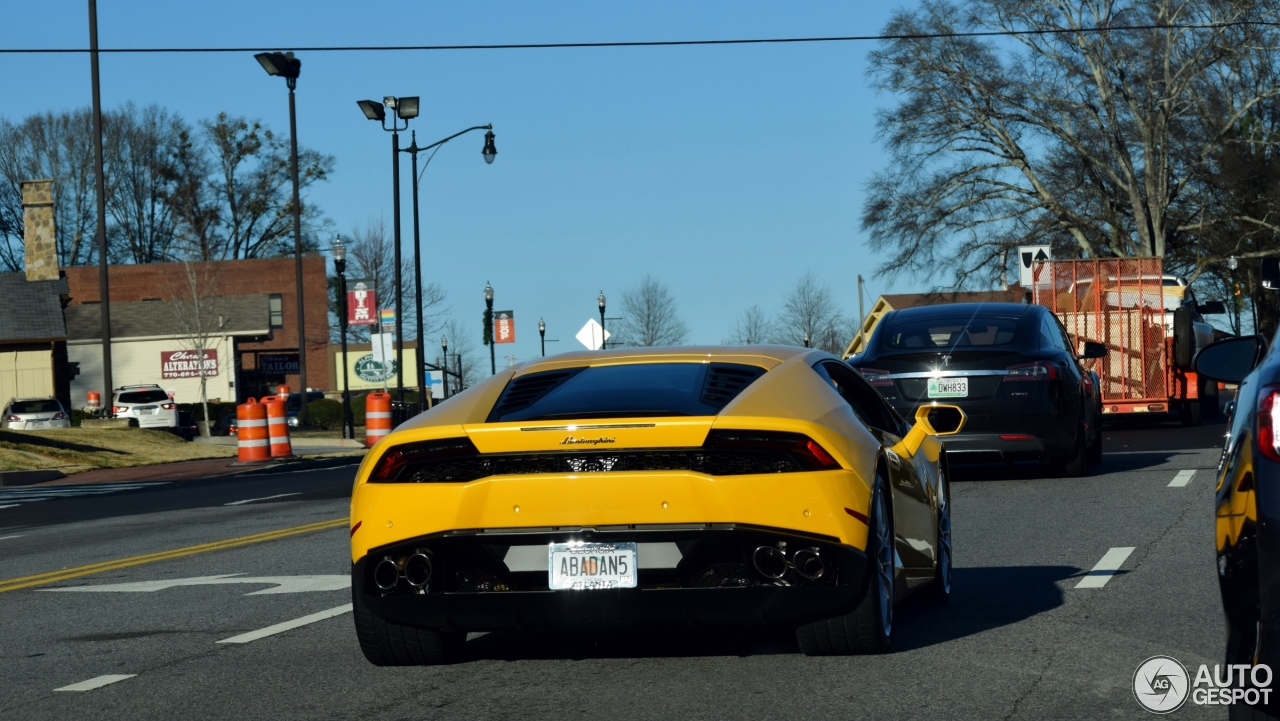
[928, 377, 968, 398]
[138, 406, 157, 415]
[28, 421, 47, 429]
[548, 542, 637, 590]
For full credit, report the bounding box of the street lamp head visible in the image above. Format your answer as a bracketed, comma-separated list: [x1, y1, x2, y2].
[441, 335, 448, 351]
[803, 331, 811, 348]
[1229, 256, 1240, 271]
[598, 291, 606, 311]
[357, 100, 386, 122]
[255, 51, 300, 80]
[396, 97, 420, 120]
[484, 281, 494, 302]
[331, 235, 346, 263]
[482, 130, 497, 164]
[538, 318, 546, 335]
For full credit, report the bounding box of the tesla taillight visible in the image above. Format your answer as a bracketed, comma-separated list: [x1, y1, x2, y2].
[857, 368, 893, 387]
[703, 430, 842, 470]
[1256, 387, 1280, 463]
[1004, 361, 1058, 381]
[371, 438, 480, 481]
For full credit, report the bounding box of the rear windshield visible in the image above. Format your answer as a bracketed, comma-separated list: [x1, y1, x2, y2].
[488, 362, 767, 423]
[118, 390, 170, 404]
[9, 400, 61, 414]
[881, 315, 1022, 349]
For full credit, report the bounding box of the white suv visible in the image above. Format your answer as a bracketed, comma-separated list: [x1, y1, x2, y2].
[112, 385, 178, 429]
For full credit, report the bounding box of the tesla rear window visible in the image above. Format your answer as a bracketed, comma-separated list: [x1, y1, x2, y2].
[487, 362, 767, 423]
[881, 316, 1023, 349]
[9, 400, 61, 414]
[118, 390, 170, 403]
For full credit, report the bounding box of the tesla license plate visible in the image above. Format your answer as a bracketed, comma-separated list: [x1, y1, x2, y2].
[928, 377, 968, 398]
[548, 542, 637, 590]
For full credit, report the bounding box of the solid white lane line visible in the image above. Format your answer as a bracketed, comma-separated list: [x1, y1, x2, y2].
[0, 535, 23, 540]
[216, 603, 353, 644]
[1075, 547, 1136, 589]
[1169, 470, 1197, 487]
[55, 674, 136, 692]
[0, 505, 19, 510]
[224, 493, 301, 506]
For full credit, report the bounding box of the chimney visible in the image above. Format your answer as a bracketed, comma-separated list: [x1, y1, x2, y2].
[21, 179, 58, 282]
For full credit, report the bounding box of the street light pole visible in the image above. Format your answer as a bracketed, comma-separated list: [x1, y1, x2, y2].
[539, 318, 546, 357]
[803, 331, 811, 348]
[598, 291, 607, 350]
[333, 236, 354, 440]
[356, 96, 419, 405]
[485, 282, 496, 375]
[89, 0, 114, 415]
[256, 50, 308, 424]
[441, 335, 450, 399]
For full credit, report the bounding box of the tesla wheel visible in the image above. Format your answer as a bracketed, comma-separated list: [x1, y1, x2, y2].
[796, 472, 894, 656]
[921, 468, 951, 605]
[352, 579, 464, 666]
[1061, 427, 1087, 478]
[1086, 415, 1103, 466]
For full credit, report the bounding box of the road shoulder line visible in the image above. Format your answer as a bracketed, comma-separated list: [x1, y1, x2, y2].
[217, 603, 353, 644]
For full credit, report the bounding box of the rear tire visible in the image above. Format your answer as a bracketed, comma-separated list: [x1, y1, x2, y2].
[1060, 427, 1087, 478]
[352, 575, 465, 666]
[796, 472, 894, 656]
[1181, 399, 1203, 427]
[1086, 414, 1103, 466]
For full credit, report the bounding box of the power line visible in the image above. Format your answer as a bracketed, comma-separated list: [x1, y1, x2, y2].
[0, 20, 1272, 54]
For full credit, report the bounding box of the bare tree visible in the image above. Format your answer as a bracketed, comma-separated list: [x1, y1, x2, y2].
[440, 317, 483, 392]
[722, 305, 777, 345]
[164, 255, 226, 436]
[863, 0, 1280, 288]
[331, 218, 446, 344]
[778, 273, 848, 353]
[614, 275, 690, 347]
[104, 103, 185, 264]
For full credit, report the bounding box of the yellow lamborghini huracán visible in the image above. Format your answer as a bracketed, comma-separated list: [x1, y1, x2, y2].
[349, 345, 962, 664]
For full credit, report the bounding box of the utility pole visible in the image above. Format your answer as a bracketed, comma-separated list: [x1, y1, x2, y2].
[89, 0, 113, 411]
[857, 274, 865, 334]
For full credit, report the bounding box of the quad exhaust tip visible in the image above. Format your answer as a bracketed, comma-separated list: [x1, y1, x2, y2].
[373, 558, 400, 592]
[404, 552, 434, 588]
[752, 546, 787, 580]
[793, 549, 826, 581]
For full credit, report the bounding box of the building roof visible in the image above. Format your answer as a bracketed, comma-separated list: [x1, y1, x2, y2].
[65, 294, 272, 341]
[0, 272, 69, 342]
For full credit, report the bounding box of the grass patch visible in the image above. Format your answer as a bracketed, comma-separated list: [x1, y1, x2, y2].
[0, 428, 235, 474]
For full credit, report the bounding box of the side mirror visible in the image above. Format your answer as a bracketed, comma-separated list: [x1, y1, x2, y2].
[1264, 258, 1280, 290]
[1197, 301, 1227, 315]
[891, 403, 967, 458]
[1194, 335, 1266, 384]
[1079, 341, 1107, 360]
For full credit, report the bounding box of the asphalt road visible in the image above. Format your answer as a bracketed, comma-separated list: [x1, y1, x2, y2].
[0, 419, 1235, 720]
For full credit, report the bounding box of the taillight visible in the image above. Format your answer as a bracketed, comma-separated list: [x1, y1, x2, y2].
[52, 412, 67, 420]
[857, 368, 893, 387]
[1004, 361, 1058, 381]
[113, 405, 128, 414]
[1257, 387, 1280, 462]
[371, 438, 480, 481]
[3, 415, 19, 421]
[161, 403, 176, 410]
[703, 430, 842, 470]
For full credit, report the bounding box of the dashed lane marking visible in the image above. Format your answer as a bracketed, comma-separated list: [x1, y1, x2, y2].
[0, 535, 23, 540]
[54, 674, 136, 692]
[217, 603, 353, 644]
[1169, 470, 1197, 487]
[0, 517, 346, 594]
[225, 493, 301, 506]
[0, 505, 17, 510]
[1075, 547, 1136, 589]
[0, 482, 170, 508]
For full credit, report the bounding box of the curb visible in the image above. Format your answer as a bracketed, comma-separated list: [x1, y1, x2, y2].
[231, 455, 365, 475]
[1, 469, 68, 487]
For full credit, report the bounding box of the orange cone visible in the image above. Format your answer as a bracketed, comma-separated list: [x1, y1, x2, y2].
[260, 395, 294, 459]
[236, 398, 270, 463]
[365, 392, 392, 447]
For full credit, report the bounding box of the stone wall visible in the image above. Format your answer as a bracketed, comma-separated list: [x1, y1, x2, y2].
[21, 179, 58, 282]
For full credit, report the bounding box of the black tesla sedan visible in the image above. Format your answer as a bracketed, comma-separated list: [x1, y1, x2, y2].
[848, 302, 1105, 476]
[1194, 335, 1280, 695]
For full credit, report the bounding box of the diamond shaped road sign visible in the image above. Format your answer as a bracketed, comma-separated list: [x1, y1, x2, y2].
[576, 319, 611, 350]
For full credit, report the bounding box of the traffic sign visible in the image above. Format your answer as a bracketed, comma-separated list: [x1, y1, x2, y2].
[575, 319, 611, 350]
[1018, 245, 1052, 287]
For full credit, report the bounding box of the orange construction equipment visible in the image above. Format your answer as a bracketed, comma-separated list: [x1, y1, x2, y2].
[259, 395, 294, 458]
[87, 391, 101, 409]
[365, 392, 392, 447]
[276, 384, 290, 396]
[236, 398, 271, 463]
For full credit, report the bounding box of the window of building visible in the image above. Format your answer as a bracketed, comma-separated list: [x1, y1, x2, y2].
[269, 295, 284, 328]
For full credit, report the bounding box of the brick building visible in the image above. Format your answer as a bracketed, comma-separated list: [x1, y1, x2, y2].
[63, 256, 330, 400]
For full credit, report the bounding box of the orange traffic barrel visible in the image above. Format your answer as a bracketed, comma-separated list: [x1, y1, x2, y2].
[276, 384, 290, 396]
[365, 392, 392, 447]
[87, 391, 101, 408]
[236, 398, 271, 463]
[259, 395, 294, 459]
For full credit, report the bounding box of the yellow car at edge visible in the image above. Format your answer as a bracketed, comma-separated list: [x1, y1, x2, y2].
[349, 345, 962, 664]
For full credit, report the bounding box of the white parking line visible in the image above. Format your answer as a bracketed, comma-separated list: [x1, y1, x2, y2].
[1169, 470, 1197, 487]
[1075, 547, 1136, 589]
[55, 674, 136, 692]
[216, 603, 352, 644]
[224, 493, 301, 506]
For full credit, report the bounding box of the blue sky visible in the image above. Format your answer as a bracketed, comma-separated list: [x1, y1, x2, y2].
[1, 1, 932, 364]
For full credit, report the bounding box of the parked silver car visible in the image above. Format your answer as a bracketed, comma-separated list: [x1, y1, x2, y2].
[111, 385, 178, 429]
[2, 397, 71, 430]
